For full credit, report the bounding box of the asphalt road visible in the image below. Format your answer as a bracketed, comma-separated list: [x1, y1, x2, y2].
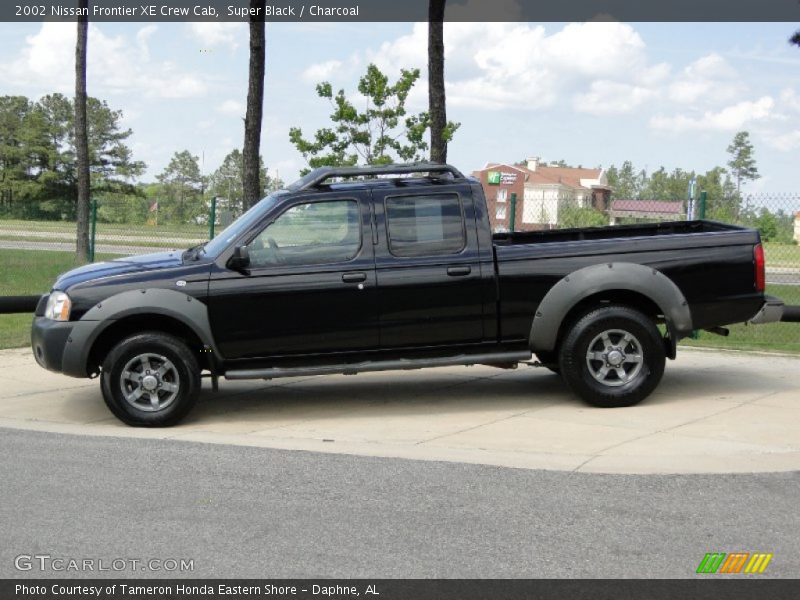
[1, 428, 798, 579]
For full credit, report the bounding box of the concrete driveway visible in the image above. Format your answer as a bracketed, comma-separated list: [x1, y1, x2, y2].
[0, 347, 798, 474]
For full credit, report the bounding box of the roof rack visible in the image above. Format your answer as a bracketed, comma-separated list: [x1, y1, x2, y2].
[286, 163, 466, 192]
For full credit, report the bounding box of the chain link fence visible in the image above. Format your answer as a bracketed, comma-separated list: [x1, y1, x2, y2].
[1, 189, 799, 351]
[0, 196, 227, 258]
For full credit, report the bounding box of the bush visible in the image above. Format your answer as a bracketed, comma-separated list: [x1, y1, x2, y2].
[559, 205, 608, 228]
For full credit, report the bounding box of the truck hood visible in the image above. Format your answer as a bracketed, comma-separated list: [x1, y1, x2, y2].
[54, 251, 186, 290]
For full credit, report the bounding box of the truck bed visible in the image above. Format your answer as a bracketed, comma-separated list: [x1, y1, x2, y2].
[492, 220, 747, 246]
[491, 219, 762, 342]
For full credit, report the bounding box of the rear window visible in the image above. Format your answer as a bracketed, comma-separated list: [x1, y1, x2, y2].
[385, 194, 465, 257]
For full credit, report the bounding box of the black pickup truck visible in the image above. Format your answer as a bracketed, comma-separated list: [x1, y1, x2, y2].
[31, 163, 786, 426]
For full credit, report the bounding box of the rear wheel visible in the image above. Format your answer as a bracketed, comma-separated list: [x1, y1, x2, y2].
[101, 331, 200, 427]
[558, 305, 665, 408]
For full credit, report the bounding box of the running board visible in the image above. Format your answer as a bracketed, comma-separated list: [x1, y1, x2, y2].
[224, 351, 533, 381]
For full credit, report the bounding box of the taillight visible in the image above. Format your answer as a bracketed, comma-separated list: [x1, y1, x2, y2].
[754, 243, 765, 292]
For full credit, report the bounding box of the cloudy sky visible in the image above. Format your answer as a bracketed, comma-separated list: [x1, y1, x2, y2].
[1, 21, 798, 191]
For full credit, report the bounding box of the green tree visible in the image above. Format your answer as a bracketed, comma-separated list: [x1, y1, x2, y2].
[726, 131, 760, 194]
[290, 63, 459, 172]
[156, 150, 205, 223]
[0, 96, 47, 212]
[36, 93, 74, 202]
[85, 97, 145, 192]
[0, 93, 143, 220]
[208, 148, 281, 216]
[606, 161, 641, 199]
[643, 167, 670, 200]
[696, 166, 739, 222]
[754, 208, 778, 241]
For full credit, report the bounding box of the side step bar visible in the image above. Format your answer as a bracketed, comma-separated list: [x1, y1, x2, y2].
[224, 351, 533, 381]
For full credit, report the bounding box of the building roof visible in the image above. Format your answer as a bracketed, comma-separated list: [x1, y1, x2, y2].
[611, 200, 684, 214]
[475, 162, 604, 191]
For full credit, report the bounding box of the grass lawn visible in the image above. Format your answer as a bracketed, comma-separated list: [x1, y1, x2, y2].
[2, 250, 799, 353]
[0, 217, 207, 236]
[0, 249, 114, 349]
[763, 242, 800, 269]
[679, 283, 800, 354]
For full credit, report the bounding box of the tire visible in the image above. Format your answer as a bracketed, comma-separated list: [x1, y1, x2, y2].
[535, 351, 560, 374]
[100, 331, 200, 427]
[558, 305, 665, 408]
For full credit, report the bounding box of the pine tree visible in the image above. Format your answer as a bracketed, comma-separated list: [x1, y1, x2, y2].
[726, 131, 760, 194]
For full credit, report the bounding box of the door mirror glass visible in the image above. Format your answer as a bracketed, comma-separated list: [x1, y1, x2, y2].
[228, 245, 250, 271]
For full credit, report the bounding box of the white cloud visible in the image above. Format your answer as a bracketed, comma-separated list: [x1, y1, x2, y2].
[136, 25, 158, 61]
[0, 23, 209, 99]
[667, 53, 742, 105]
[764, 130, 800, 151]
[217, 99, 244, 115]
[302, 59, 344, 83]
[779, 88, 800, 113]
[574, 81, 656, 115]
[187, 23, 245, 50]
[650, 96, 775, 132]
[304, 22, 664, 114]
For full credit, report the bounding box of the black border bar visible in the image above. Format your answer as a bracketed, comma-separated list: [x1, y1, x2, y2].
[4, 579, 800, 600]
[3, 0, 800, 23]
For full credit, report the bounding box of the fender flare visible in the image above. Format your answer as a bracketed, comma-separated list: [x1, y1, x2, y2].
[528, 262, 693, 355]
[61, 288, 221, 377]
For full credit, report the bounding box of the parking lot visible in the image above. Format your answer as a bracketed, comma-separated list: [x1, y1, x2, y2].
[1, 346, 799, 475]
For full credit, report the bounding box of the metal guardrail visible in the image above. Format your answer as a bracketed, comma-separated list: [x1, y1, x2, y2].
[0, 295, 41, 314]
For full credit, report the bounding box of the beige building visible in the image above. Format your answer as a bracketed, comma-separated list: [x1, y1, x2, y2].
[473, 157, 611, 232]
[795, 212, 800, 243]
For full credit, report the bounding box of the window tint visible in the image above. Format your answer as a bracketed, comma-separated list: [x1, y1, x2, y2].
[248, 200, 361, 267]
[385, 194, 465, 257]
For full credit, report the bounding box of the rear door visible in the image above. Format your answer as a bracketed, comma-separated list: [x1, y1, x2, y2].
[372, 184, 485, 348]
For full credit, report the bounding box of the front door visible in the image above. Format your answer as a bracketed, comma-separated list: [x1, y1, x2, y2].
[372, 185, 485, 348]
[208, 194, 378, 359]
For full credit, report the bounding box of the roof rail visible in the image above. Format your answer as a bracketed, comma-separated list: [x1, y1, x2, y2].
[286, 162, 466, 192]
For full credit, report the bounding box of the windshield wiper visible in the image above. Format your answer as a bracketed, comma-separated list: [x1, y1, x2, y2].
[182, 241, 208, 262]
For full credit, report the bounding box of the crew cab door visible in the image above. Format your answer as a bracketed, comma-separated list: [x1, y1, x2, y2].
[372, 184, 485, 348]
[207, 193, 378, 359]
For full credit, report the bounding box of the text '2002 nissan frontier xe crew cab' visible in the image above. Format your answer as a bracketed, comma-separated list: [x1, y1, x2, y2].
[31, 163, 788, 426]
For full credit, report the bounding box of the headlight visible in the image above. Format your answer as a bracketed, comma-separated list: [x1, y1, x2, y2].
[44, 291, 72, 321]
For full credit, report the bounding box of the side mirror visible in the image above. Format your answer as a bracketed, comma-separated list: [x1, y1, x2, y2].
[228, 245, 250, 272]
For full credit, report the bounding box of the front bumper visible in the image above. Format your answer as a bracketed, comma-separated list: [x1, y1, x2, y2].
[749, 295, 785, 325]
[31, 316, 74, 374]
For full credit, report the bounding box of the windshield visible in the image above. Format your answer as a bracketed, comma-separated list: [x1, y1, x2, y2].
[203, 194, 281, 258]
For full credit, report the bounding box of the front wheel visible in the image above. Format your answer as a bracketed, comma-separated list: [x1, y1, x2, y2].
[558, 305, 665, 408]
[101, 331, 200, 427]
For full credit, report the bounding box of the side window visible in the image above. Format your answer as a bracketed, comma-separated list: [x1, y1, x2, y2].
[385, 194, 466, 258]
[247, 200, 361, 267]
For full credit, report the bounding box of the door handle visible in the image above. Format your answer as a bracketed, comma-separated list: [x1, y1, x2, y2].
[447, 266, 472, 277]
[342, 272, 367, 283]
